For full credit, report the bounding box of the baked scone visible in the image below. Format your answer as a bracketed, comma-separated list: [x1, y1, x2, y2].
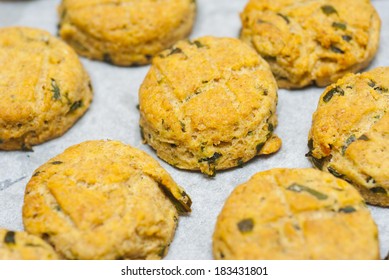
[139, 36, 281, 176]
[22, 140, 191, 260]
[58, 0, 196, 66]
[240, 0, 381, 88]
[0, 27, 92, 151]
[213, 168, 379, 260]
[0, 228, 59, 260]
[307, 67, 389, 207]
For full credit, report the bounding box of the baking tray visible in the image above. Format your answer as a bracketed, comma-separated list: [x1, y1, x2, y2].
[0, 0, 388, 260]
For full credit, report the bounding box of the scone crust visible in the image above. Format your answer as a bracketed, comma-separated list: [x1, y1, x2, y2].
[139, 36, 281, 176]
[213, 168, 379, 260]
[58, 0, 197, 66]
[0, 26, 92, 151]
[0, 228, 59, 260]
[240, 0, 381, 88]
[22, 140, 191, 260]
[307, 67, 389, 207]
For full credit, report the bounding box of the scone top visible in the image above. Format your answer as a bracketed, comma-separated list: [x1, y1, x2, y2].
[139, 36, 281, 176]
[0, 26, 92, 150]
[240, 0, 381, 88]
[307, 67, 389, 207]
[58, 0, 196, 66]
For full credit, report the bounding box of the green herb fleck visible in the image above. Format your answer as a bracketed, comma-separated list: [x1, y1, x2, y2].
[198, 152, 222, 164]
[373, 86, 389, 94]
[140, 126, 145, 141]
[136, 104, 140, 110]
[51, 78, 61, 100]
[358, 134, 369, 141]
[277, 13, 290, 24]
[51, 161, 63, 165]
[366, 177, 376, 184]
[321, 5, 338, 15]
[268, 123, 274, 132]
[287, 183, 328, 200]
[32, 171, 41, 177]
[169, 48, 183, 56]
[237, 158, 244, 168]
[4, 231, 16, 244]
[332, 22, 347, 30]
[256, 142, 265, 153]
[323, 86, 344, 102]
[237, 218, 254, 233]
[103, 53, 113, 64]
[247, 131, 254, 136]
[55, 205, 61, 211]
[328, 166, 343, 178]
[192, 40, 206, 48]
[339, 206, 356, 213]
[370, 187, 387, 194]
[157, 246, 167, 257]
[368, 80, 376, 88]
[342, 35, 352, 42]
[180, 121, 186, 132]
[69, 100, 83, 112]
[342, 134, 356, 155]
[330, 45, 345, 54]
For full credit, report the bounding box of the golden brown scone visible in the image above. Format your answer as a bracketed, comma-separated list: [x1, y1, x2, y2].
[307, 67, 389, 207]
[0, 26, 92, 151]
[22, 140, 191, 260]
[213, 168, 379, 260]
[58, 0, 196, 66]
[240, 0, 381, 88]
[0, 228, 59, 260]
[139, 36, 281, 176]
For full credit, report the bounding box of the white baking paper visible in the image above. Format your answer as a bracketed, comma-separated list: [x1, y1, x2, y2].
[0, 0, 388, 260]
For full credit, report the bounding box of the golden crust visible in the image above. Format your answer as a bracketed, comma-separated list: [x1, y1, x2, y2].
[0, 26, 92, 150]
[58, 0, 196, 66]
[0, 228, 59, 260]
[240, 0, 381, 88]
[213, 168, 379, 260]
[308, 67, 389, 207]
[139, 36, 281, 176]
[22, 140, 191, 260]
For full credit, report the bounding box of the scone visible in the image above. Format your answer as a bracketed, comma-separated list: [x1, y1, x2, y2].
[58, 0, 196, 66]
[240, 0, 381, 88]
[307, 67, 389, 207]
[22, 140, 191, 260]
[213, 168, 379, 260]
[0, 27, 92, 151]
[139, 36, 281, 176]
[0, 228, 59, 260]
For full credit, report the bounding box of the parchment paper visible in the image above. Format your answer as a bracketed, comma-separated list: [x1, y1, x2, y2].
[0, 0, 388, 260]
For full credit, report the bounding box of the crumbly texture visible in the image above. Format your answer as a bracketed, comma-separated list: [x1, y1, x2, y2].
[58, 0, 196, 66]
[139, 36, 281, 176]
[22, 140, 191, 260]
[0, 228, 59, 260]
[240, 0, 381, 89]
[213, 168, 379, 260]
[0, 27, 92, 151]
[307, 67, 389, 207]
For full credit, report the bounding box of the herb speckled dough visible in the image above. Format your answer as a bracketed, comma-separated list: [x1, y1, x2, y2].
[213, 168, 379, 260]
[22, 140, 191, 260]
[240, 0, 381, 89]
[58, 0, 196, 66]
[0, 27, 92, 151]
[139, 36, 282, 176]
[0, 228, 59, 260]
[307, 67, 389, 207]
